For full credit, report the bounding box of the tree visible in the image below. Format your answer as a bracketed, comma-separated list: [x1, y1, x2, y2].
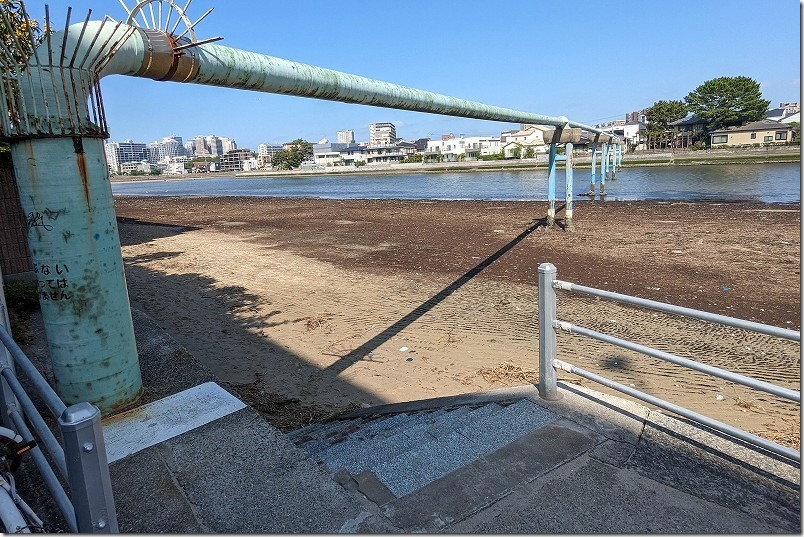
[271, 139, 312, 170]
[645, 100, 688, 149]
[1, 0, 43, 67]
[685, 76, 770, 131]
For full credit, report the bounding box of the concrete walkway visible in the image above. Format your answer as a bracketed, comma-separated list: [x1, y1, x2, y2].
[103, 308, 800, 533]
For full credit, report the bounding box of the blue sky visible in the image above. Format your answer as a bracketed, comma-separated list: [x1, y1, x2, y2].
[23, 0, 802, 150]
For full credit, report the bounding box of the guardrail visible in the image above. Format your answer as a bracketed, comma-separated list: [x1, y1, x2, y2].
[536, 262, 801, 462]
[0, 302, 117, 533]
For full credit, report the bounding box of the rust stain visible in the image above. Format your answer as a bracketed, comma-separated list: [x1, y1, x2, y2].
[76, 152, 90, 206]
[73, 137, 91, 208]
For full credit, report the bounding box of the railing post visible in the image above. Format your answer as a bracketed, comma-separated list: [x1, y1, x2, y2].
[565, 142, 575, 232]
[546, 143, 557, 226]
[538, 263, 562, 400]
[58, 403, 118, 533]
[0, 266, 19, 429]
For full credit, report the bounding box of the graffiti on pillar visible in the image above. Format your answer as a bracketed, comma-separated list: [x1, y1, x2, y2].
[26, 211, 54, 232]
[33, 263, 72, 301]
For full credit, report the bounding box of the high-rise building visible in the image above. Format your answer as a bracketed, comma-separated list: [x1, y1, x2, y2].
[148, 135, 186, 163]
[337, 129, 355, 144]
[105, 140, 148, 173]
[369, 122, 396, 147]
[220, 136, 237, 154]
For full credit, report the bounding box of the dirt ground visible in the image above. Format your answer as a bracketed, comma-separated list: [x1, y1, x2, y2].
[112, 197, 801, 446]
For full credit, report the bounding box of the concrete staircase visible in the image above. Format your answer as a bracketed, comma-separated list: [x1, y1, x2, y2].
[289, 399, 558, 500]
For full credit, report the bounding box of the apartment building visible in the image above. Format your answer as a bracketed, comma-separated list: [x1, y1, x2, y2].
[105, 140, 148, 173]
[369, 122, 396, 147]
[426, 134, 502, 161]
[337, 129, 355, 144]
[220, 148, 254, 171]
[148, 135, 186, 164]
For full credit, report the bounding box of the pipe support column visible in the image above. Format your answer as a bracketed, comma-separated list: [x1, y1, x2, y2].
[10, 138, 141, 412]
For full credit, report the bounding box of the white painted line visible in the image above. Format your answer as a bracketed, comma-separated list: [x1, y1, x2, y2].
[102, 382, 246, 463]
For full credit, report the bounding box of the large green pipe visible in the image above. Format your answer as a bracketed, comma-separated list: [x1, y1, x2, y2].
[3, 18, 617, 411]
[102, 27, 618, 138]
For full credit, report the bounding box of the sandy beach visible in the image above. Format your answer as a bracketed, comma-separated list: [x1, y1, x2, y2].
[113, 197, 801, 446]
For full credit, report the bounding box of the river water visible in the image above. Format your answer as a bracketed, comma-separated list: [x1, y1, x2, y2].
[111, 162, 801, 203]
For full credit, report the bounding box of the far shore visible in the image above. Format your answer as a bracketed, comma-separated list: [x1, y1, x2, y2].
[110, 146, 800, 184]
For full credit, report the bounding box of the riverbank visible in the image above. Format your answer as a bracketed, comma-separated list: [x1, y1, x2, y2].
[110, 146, 800, 182]
[113, 197, 800, 447]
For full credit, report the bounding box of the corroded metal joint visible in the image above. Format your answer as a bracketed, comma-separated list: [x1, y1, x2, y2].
[134, 29, 199, 82]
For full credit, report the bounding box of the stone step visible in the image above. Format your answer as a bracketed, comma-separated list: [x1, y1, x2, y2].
[289, 417, 366, 458]
[318, 413, 439, 474]
[317, 404, 502, 479]
[373, 400, 557, 498]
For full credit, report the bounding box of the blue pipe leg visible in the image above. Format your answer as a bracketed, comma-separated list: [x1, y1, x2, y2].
[547, 143, 557, 226]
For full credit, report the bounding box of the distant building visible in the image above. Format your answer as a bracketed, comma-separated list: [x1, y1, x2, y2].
[119, 161, 153, 174]
[710, 119, 793, 147]
[369, 122, 397, 147]
[766, 102, 800, 122]
[413, 138, 430, 152]
[161, 156, 189, 175]
[780, 111, 800, 124]
[667, 115, 707, 148]
[312, 141, 351, 166]
[337, 129, 355, 144]
[338, 142, 416, 166]
[105, 140, 148, 173]
[499, 127, 547, 157]
[426, 134, 502, 161]
[220, 148, 253, 171]
[148, 135, 186, 164]
[626, 109, 648, 123]
[191, 134, 236, 157]
[257, 143, 283, 168]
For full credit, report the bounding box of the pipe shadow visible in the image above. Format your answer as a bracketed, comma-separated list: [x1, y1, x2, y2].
[322, 206, 565, 377]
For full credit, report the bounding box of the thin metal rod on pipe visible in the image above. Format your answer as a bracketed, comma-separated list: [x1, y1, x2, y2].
[173, 7, 213, 41]
[148, 2, 157, 30]
[20, 2, 52, 134]
[173, 35, 222, 51]
[44, 6, 65, 133]
[1, 370, 67, 478]
[0, 326, 67, 418]
[170, 0, 193, 35]
[7, 411, 77, 532]
[58, 7, 77, 132]
[554, 280, 800, 342]
[67, 10, 93, 68]
[163, 1, 174, 34]
[552, 358, 800, 462]
[553, 320, 800, 402]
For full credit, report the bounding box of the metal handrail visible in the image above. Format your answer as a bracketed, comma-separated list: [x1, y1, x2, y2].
[537, 262, 801, 463]
[552, 280, 800, 342]
[0, 304, 118, 532]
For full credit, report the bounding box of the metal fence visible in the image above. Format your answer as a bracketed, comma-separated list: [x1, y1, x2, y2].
[536, 262, 801, 462]
[0, 297, 117, 532]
